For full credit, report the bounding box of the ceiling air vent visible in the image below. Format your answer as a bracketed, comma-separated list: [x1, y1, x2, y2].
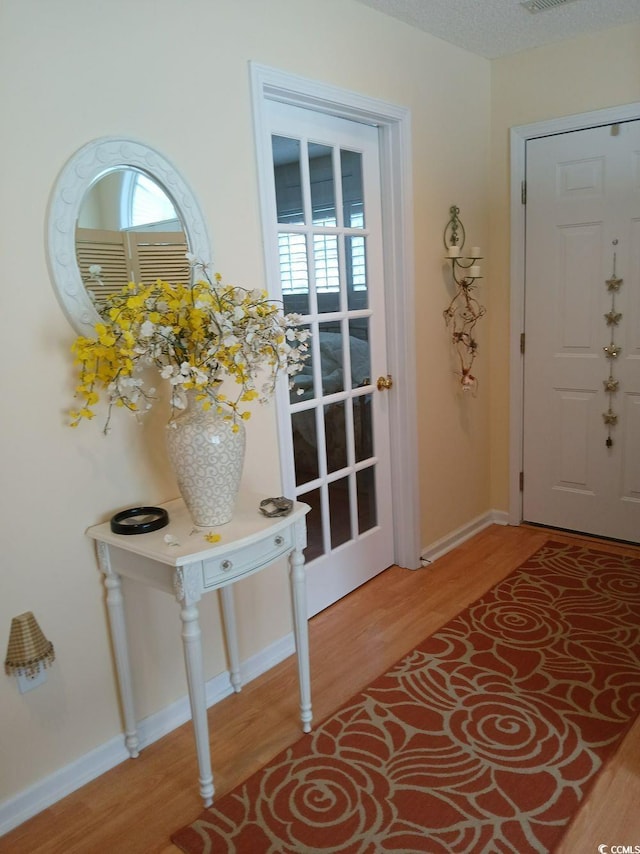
[521, 0, 581, 12]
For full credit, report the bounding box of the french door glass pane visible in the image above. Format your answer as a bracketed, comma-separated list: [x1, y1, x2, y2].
[314, 234, 340, 306]
[319, 324, 344, 396]
[290, 323, 313, 404]
[309, 143, 336, 226]
[272, 136, 304, 225]
[341, 149, 365, 228]
[279, 232, 309, 315]
[347, 235, 368, 311]
[329, 477, 351, 549]
[356, 467, 377, 534]
[349, 319, 370, 387]
[353, 394, 373, 463]
[302, 487, 324, 562]
[292, 409, 319, 485]
[325, 402, 347, 473]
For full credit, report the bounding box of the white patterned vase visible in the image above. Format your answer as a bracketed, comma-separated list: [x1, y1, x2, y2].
[166, 392, 246, 527]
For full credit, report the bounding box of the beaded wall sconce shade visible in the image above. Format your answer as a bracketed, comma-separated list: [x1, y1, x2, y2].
[4, 611, 55, 678]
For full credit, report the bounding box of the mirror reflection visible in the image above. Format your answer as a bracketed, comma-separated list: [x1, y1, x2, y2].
[47, 137, 211, 337]
[75, 168, 190, 306]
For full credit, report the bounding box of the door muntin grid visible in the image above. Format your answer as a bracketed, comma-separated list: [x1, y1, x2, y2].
[273, 134, 377, 561]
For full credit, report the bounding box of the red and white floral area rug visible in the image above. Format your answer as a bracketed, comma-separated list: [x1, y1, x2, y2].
[172, 540, 640, 853]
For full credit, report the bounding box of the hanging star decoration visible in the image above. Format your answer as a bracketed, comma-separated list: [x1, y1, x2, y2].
[602, 243, 623, 448]
[604, 310, 622, 326]
[603, 343, 622, 359]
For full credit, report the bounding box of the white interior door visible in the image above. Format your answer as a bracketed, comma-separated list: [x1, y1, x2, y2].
[522, 120, 640, 542]
[262, 100, 395, 615]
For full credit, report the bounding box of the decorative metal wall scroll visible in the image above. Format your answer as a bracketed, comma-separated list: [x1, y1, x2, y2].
[603, 240, 622, 448]
[443, 206, 486, 393]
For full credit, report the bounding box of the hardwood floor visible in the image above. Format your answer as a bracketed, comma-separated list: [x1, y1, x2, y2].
[2, 523, 639, 853]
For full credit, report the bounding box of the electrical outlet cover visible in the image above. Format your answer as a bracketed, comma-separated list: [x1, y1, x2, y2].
[16, 666, 47, 693]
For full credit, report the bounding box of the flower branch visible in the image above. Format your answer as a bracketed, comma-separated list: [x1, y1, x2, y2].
[69, 258, 310, 433]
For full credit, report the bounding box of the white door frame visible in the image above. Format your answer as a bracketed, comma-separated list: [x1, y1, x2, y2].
[250, 62, 421, 569]
[508, 101, 640, 525]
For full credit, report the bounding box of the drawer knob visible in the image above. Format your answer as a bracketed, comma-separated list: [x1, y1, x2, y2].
[274, 535, 284, 547]
[221, 559, 233, 571]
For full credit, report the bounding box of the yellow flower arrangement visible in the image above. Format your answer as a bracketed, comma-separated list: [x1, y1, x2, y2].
[69, 259, 309, 432]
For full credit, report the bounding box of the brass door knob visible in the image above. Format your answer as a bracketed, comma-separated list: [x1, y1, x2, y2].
[377, 374, 393, 391]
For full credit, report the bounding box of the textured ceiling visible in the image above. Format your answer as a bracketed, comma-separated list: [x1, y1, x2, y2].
[353, 0, 640, 58]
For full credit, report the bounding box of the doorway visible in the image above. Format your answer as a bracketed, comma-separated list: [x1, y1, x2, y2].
[250, 64, 422, 615]
[510, 104, 640, 542]
[267, 101, 395, 615]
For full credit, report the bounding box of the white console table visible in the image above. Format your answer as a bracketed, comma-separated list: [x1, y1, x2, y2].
[86, 493, 311, 807]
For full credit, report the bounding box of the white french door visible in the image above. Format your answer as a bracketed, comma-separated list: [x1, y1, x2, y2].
[522, 120, 640, 542]
[262, 99, 395, 615]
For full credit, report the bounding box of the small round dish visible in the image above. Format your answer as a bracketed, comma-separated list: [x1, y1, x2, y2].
[259, 497, 293, 518]
[110, 506, 169, 535]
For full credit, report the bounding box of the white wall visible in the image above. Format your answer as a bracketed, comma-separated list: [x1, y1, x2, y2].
[0, 0, 491, 811]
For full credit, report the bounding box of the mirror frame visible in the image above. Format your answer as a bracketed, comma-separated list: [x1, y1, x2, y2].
[46, 136, 212, 336]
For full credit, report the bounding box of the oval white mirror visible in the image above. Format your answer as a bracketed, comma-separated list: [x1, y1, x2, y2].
[47, 137, 211, 336]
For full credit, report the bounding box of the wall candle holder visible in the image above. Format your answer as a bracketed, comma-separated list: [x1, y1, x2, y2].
[443, 205, 486, 392]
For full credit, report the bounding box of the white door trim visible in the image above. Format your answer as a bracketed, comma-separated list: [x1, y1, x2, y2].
[250, 62, 421, 569]
[509, 102, 640, 525]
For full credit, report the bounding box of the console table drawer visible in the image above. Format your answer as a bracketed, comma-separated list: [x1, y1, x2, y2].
[202, 529, 293, 586]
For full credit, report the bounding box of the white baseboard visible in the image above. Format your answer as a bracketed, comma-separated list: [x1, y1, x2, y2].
[419, 509, 509, 566]
[0, 632, 295, 837]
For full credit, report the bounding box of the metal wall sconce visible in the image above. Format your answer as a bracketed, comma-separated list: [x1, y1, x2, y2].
[443, 205, 486, 392]
[4, 611, 55, 693]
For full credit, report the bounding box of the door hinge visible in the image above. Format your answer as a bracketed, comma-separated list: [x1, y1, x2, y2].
[521, 180, 527, 205]
[519, 471, 524, 491]
[520, 332, 525, 354]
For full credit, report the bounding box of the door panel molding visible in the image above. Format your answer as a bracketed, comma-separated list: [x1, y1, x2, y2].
[509, 102, 640, 525]
[251, 62, 421, 569]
